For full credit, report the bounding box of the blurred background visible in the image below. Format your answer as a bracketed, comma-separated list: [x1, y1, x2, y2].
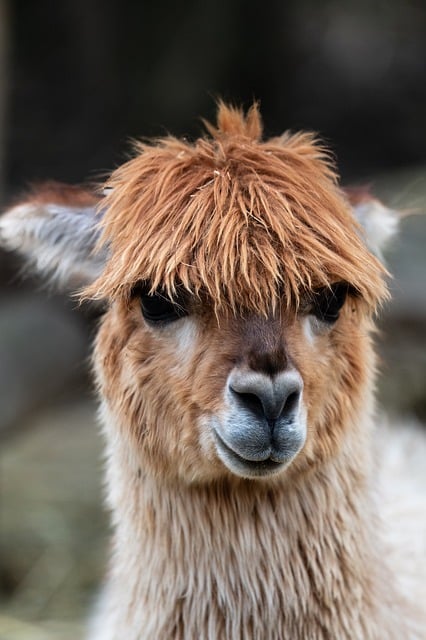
[0, 1, 425, 638]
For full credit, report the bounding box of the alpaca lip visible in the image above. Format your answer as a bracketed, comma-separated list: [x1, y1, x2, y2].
[213, 429, 287, 476]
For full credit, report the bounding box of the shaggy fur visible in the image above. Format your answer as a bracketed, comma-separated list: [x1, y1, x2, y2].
[0, 103, 424, 640]
[85, 103, 387, 314]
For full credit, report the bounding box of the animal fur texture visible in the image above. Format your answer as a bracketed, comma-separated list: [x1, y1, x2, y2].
[0, 103, 424, 639]
[84, 104, 387, 314]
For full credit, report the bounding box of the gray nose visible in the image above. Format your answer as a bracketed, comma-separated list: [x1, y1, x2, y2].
[228, 368, 303, 424]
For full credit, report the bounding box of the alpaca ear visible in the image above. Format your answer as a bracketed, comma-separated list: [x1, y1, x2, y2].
[0, 186, 108, 291]
[346, 190, 399, 258]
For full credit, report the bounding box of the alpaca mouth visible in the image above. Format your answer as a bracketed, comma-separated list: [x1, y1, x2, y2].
[213, 430, 288, 477]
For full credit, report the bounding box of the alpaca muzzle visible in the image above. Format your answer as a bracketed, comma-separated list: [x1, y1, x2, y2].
[213, 368, 306, 477]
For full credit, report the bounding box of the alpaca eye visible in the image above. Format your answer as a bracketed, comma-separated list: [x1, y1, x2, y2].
[311, 282, 349, 324]
[139, 289, 188, 325]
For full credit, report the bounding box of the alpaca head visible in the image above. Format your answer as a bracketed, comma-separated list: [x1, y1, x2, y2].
[0, 104, 397, 484]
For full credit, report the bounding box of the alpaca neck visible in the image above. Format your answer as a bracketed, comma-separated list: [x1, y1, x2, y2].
[99, 428, 403, 640]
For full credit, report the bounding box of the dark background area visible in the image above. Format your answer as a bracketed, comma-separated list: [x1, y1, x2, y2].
[0, 2, 425, 638]
[2, 0, 426, 197]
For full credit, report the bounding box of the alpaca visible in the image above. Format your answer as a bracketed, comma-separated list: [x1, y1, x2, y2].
[0, 104, 424, 639]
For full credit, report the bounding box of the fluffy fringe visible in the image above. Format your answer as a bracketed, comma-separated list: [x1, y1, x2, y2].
[83, 103, 388, 315]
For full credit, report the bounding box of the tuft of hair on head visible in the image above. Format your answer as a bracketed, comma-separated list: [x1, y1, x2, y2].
[80, 103, 389, 316]
[202, 101, 263, 141]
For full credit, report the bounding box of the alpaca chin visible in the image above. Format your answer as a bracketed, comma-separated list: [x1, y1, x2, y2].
[210, 409, 307, 479]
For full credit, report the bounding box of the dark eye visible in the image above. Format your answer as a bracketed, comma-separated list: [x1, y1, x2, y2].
[135, 286, 188, 325]
[311, 282, 350, 324]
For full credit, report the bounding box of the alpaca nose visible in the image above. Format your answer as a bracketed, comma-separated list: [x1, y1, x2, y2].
[228, 368, 303, 424]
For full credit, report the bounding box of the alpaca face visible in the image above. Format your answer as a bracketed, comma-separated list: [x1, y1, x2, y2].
[95, 280, 371, 483]
[0, 105, 395, 484]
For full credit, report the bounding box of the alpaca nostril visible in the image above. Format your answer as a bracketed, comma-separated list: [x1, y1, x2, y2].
[229, 390, 265, 419]
[228, 369, 303, 424]
[283, 391, 300, 416]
